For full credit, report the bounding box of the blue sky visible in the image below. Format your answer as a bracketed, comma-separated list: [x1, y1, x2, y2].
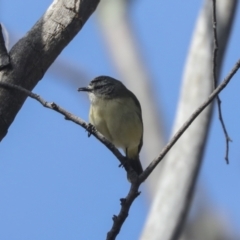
[0, 1, 240, 239]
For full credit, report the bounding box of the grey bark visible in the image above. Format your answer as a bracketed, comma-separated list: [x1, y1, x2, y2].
[0, 0, 100, 141]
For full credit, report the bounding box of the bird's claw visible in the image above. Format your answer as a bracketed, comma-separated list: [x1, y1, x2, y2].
[87, 123, 95, 137]
[118, 157, 128, 168]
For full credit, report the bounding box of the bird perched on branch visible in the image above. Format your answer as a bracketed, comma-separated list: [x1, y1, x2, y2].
[78, 76, 143, 177]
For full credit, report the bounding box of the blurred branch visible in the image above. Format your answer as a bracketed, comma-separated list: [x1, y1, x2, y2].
[181, 188, 240, 240]
[97, 0, 166, 198]
[48, 59, 89, 88]
[141, 1, 238, 240]
[140, 59, 240, 182]
[184, 206, 239, 240]
[1, 56, 239, 240]
[0, 0, 100, 141]
[108, 57, 240, 237]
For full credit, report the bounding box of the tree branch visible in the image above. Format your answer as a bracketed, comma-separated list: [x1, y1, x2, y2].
[1, 58, 239, 240]
[212, 0, 232, 164]
[0, 80, 136, 174]
[141, 1, 238, 239]
[107, 60, 240, 240]
[140, 59, 240, 182]
[0, 24, 10, 70]
[0, 0, 100, 141]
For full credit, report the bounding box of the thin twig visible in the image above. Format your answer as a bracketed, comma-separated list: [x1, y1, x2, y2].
[0, 81, 133, 173]
[107, 59, 240, 239]
[212, 0, 232, 164]
[212, 0, 218, 86]
[106, 183, 141, 240]
[105, 59, 240, 239]
[0, 59, 239, 239]
[140, 59, 240, 182]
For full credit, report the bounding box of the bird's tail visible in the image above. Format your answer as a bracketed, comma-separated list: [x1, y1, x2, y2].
[129, 157, 143, 175]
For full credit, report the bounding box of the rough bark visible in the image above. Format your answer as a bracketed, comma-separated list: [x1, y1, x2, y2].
[0, 0, 100, 141]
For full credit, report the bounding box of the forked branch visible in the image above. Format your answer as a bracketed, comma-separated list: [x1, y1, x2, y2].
[0, 58, 239, 239]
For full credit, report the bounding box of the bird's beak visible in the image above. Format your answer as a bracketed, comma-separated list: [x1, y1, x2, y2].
[78, 87, 91, 92]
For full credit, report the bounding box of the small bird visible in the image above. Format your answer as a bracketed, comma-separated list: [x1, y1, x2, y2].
[78, 76, 143, 176]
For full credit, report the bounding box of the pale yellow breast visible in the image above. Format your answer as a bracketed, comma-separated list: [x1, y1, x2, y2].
[89, 96, 143, 157]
